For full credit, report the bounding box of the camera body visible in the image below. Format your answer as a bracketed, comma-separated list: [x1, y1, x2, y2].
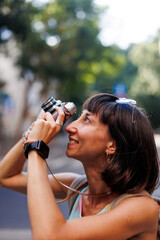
[41, 97, 76, 124]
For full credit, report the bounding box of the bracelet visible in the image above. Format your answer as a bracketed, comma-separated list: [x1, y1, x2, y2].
[23, 139, 37, 149]
[22, 125, 33, 145]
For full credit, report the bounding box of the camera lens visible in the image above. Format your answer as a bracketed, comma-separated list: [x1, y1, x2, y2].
[41, 97, 57, 113]
[41, 97, 62, 114]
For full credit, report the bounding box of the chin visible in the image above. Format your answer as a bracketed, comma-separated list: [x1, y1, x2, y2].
[66, 150, 81, 161]
[66, 150, 73, 158]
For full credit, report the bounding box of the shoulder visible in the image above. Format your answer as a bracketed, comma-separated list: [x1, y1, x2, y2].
[115, 194, 159, 233]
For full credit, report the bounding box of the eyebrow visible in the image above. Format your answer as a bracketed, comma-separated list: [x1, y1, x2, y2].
[83, 111, 95, 119]
[82, 110, 93, 116]
[86, 112, 92, 116]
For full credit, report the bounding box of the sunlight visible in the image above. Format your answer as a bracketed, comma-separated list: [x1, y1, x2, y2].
[94, 0, 160, 48]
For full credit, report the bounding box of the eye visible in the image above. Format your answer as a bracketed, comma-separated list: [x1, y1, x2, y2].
[84, 116, 90, 122]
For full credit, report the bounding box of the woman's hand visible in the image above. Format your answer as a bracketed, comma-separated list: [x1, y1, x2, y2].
[27, 107, 65, 144]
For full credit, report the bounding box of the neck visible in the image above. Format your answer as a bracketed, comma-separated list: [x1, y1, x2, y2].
[84, 165, 111, 196]
[81, 167, 118, 212]
[81, 158, 118, 206]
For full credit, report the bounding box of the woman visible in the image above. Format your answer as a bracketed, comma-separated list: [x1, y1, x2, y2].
[0, 93, 159, 240]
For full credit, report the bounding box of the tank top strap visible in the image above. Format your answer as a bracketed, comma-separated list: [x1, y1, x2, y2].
[109, 190, 150, 210]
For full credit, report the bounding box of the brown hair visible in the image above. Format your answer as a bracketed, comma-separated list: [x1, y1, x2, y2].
[83, 93, 159, 194]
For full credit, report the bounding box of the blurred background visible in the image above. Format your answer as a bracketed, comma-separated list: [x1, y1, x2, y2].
[0, 0, 160, 239]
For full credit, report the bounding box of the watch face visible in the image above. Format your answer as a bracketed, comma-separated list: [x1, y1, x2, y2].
[38, 141, 49, 158]
[24, 141, 49, 159]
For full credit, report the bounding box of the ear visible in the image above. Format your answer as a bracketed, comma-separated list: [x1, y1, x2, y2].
[105, 140, 116, 155]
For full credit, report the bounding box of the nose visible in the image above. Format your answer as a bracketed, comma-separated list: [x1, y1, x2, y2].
[65, 119, 78, 134]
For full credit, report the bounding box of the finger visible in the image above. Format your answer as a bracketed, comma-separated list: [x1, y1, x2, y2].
[25, 130, 30, 140]
[44, 112, 54, 122]
[37, 109, 45, 120]
[54, 106, 65, 126]
[35, 119, 45, 123]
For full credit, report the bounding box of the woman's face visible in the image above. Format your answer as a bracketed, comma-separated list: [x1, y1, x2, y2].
[65, 109, 115, 164]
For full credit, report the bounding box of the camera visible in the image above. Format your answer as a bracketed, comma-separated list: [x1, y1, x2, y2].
[41, 97, 77, 124]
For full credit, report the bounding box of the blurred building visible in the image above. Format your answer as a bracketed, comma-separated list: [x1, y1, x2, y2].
[0, 39, 42, 142]
[0, 40, 26, 138]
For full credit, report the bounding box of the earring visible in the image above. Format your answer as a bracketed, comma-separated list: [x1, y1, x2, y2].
[106, 152, 110, 163]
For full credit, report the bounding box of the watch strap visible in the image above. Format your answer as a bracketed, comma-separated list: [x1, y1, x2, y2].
[24, 140, 49, 159]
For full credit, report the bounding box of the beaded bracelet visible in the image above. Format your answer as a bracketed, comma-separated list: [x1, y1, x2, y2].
[22, 125, 33, 148]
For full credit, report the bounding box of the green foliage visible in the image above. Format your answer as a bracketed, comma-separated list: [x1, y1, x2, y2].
[137, 94, 160, 129]
[0, 0, 126, 107]
[125, 34, 160, 128]
[112, 47, 138, 92]
[0, 0, 38, 42]
[128, 38, 160, 96]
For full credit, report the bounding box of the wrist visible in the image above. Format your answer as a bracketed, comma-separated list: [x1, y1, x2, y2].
[24, 140, 50, 160]
[28, 150, 46, 163]
[28, 149, 39, 159]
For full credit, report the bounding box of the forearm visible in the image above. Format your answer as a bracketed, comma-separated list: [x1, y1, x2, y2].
[27, 151, 66, 239]
[0, 139, 26, 179]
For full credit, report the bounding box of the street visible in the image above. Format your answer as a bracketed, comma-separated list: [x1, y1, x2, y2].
[0, 133, 160, 240]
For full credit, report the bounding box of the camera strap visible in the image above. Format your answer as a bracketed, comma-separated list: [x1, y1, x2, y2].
[45, 160, 112, 203]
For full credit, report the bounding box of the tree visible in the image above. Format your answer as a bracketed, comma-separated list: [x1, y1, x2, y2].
[128, 36, 160, 96]
[127, 33, 160, 128]
[111, 46, 138, 95]
[0, 0, 38, 43]
[0, 0, 127, 127]
[1, 0, 126, 101]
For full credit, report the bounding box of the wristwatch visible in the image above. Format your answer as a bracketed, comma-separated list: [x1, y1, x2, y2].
[24, 140, 49, 159]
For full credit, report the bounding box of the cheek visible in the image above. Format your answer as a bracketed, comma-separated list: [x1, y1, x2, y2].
[84, 132, 107, 151]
